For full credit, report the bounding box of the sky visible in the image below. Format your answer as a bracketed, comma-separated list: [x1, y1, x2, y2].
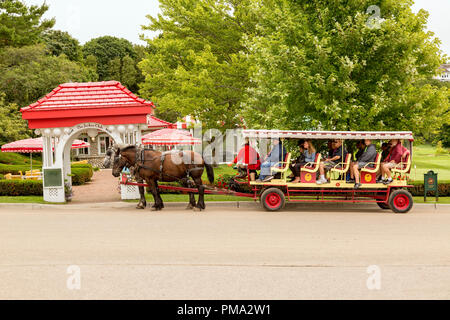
[23, 0, 450, 57]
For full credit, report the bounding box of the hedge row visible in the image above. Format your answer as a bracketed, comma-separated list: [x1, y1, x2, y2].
[71, 167, 93, 185]
[0, 180, 43, 196]
[409, 183, 450, 197]
[0, 164, 94, 195]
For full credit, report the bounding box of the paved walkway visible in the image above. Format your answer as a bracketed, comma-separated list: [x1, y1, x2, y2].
[71, 169, 121, 203]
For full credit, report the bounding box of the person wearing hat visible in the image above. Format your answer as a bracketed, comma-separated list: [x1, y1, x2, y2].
[257, 138, 287, 182]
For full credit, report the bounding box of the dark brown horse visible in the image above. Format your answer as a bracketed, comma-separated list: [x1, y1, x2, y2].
[103, 145, 214, 211]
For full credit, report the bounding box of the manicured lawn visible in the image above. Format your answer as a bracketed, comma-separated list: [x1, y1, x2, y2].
[410, 145, 450, 182]
[413, 197, 450, 204]
[0, 152, 42, 165]
[0, 196, 46, 203]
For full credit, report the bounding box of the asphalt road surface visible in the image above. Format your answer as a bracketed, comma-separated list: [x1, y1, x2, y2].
[0, 202, 449, 299]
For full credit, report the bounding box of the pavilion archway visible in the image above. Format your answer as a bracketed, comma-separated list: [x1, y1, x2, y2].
[21, 81, 173, 203]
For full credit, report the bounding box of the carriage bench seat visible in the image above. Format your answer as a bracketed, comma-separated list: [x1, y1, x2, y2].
[271, 153, 291, 180]
[299, 153, 322, 183]
[360, 152, 382, 184]
[330, 153, 352, 175]
[391, 153, 411, 174]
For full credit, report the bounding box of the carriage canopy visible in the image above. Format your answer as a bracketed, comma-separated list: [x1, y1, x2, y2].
[242, 130, 414, 141]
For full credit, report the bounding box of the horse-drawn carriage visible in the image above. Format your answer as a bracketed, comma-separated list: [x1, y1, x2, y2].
[107, 130, 414, 213]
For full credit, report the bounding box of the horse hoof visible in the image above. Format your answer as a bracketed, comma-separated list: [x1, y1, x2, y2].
[151, 207, 162, 211]
[193, 207, 203, 212]
[186, 204, 194, 210]
[136, 204, 146, 209]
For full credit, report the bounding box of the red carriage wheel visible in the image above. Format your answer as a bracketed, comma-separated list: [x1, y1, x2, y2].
[388, 189, 413, 213]
[261, 188, 286, 211]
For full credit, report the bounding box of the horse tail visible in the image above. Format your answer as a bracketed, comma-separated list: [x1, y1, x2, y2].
[204, 159, 215, 184]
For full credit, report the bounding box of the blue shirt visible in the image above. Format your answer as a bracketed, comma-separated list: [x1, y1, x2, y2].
[267, 144, 287, 163]
[304, 150, 316, 163]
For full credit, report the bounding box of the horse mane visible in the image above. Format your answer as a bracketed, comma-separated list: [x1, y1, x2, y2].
[119, 145, 137, 152]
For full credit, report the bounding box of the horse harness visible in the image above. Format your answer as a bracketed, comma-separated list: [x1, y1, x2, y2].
[132, 148, 201, 183]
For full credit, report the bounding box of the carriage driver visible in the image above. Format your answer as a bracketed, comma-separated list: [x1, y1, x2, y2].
[229, 138, 261, 181]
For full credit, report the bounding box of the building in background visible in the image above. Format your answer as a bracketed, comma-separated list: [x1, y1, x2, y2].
[434, 64, 450, 82]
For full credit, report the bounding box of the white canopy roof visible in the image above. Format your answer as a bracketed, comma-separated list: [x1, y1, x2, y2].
[242, 130, 414, 141]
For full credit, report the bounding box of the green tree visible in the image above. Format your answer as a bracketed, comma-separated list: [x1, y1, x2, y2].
[0, 45, 96, 106]
[0, 0, 55, 48]
[107, 55, 137, 89]
[243, 0, 449, 135]
[121, 55, 137, 89]
[139, 0, 257, 129]
[42, 30, 82, 62]
[82, 36, 136, 80]
[0, 93, 30, 145]
[108, 57, 122, 82]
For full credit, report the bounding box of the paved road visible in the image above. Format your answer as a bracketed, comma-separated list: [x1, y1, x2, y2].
[0, 203, 449, 299]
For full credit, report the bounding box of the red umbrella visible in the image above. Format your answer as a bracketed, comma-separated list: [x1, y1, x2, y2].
[1, 137, 90, 172]
[142, 129, 201, 146]
[1, 137, 89, 153]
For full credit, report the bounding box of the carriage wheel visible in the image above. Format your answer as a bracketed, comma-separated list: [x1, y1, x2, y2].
[261, 188, 285, 211]
[388, 189, 413, 214]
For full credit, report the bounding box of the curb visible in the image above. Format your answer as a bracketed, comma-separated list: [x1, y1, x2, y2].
[0, 201, 448, 210]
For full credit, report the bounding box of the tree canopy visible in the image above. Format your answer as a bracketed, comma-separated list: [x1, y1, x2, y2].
[42, 30, 82, 62]
[0, 93, 30, 145]
[82, 36, 137, 81]
[242, 0, 448, 135]
[139, 0, 258, 129]
[0, 45, 96, 107]
[0, 0, 55, 48]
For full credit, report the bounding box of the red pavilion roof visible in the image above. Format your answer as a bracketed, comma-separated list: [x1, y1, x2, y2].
[21, 81, 164, 129]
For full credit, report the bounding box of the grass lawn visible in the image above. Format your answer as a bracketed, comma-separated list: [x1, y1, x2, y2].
[0, 196, 46, 203]
[0, 152, 42, 166]
[410, 145, 450, 182]
[413, 197, 450, 204]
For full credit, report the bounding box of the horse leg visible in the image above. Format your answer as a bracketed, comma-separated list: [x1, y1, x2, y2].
[193, 177, 206, 211]
[147, 179, 163, 211]
[154, 180, 164, 209]
[181, 179, 196, 209]
[136, 180, 147, 209]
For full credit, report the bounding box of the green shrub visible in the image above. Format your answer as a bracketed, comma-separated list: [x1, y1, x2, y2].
[71, 167, 93, 185]
[0, 180, 43, 196]
[435, 141, 449, 156]
[409, 182, 450, 197]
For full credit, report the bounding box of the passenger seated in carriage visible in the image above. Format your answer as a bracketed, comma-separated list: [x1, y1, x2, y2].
[230, 138, 261, 181]
[316, 139, 348, 185]
[289, 139, 305, 180]
[381, 142, 391, 161]
[290, 140, 316, 184]
[348, 140, 365, 182]
[257, 138, 287, 183]
[351, 139, 377, 189]
[380, 139, 410, 185]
